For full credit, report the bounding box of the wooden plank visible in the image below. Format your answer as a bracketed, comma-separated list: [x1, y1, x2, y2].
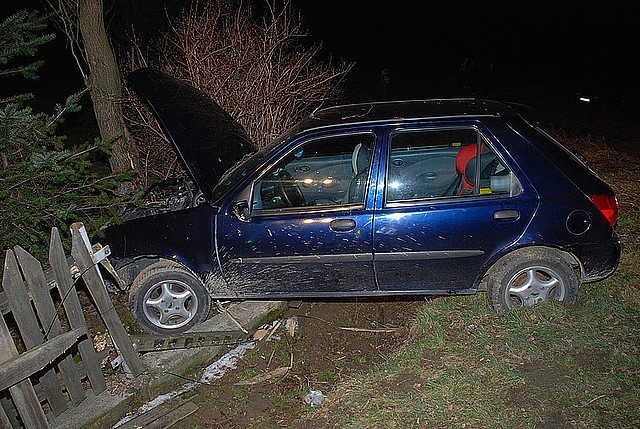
[8, 382, 51, 429]
[1, 397, 21, 429]
[15, 246, 86, 406]
[0, 400, 15, 429]
[29, 347, 109, 405]
[0, 268, 51, 429]
[70, 223, 144, 376]
[0, 290, 8, 315]
[0, 327, 86, 391]
[49, 227, 107, 395]
[149, 401, 199, 429]
[2, 250, 68, 416]
[1, 319, 22, 429]
[118, 394, 198, 429]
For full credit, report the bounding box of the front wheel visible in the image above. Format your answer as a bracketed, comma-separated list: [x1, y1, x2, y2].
[487, 248, 578, 311]
[129, 261, 211, 334]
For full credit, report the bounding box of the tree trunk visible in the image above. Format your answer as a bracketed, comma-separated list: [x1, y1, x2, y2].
[78, 0, 138, 191]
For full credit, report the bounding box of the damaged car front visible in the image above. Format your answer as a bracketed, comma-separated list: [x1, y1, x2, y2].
[104, 68, 301, 333]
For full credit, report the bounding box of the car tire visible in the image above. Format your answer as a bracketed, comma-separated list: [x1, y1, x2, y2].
[129, 261, 211, 334]
[487, 247, 578, 311]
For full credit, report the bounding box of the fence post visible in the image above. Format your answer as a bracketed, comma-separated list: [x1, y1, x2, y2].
[49, 227, 107, 394]
[70, 222, 145, 377]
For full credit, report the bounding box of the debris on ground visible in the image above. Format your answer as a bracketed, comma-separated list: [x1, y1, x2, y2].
[216, 300, 249, 333]
[200, 341, 257, 383]
[304, 389, 326, 407]
[286, 316, 299, 337]
[113, 341, 256, 428]
[234, 366, 290, 386]
[160, 301, 419, 428]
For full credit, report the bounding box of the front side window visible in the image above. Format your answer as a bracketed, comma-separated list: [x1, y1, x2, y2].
[386, 128, 518, 204]
[252, 133, 376, 212]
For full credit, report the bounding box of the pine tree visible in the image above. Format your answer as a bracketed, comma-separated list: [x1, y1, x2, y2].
[0, 10, 128, 260]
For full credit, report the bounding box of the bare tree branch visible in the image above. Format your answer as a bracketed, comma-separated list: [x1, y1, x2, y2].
[121, 0, 352, 185]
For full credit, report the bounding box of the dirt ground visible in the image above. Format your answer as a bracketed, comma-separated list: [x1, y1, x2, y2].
[168, 298, 426, 429]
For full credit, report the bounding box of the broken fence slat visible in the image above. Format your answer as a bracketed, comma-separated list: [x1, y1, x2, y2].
[70, 222, 145, 377]
[14, 245, 87, 406]
[2, 250, 68, 416]
[117, 394, 198, 429]
[8, 382, 51, 429]
[149, 401, 199, 429]
[49, 227, 107, 395]
[0, 255, 76, 316]
[0, 279, 51, 429]
[0, 401, 13, 429]
[0, 397, 22, 428]
[0, 327, 86, 391]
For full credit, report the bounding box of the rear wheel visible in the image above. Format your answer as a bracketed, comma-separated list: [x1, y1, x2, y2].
[129, 261, 211, 334]
[487, 248, 578, 311]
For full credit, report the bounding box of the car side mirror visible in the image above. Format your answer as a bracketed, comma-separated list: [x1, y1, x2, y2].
[232, 200, 251, 222]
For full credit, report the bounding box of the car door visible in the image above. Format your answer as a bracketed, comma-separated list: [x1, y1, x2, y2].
[215, 131, 379, 297]
[373, 124, 538, 293]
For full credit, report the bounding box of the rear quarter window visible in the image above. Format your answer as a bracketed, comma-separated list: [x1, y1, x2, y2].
[532, 127, 607, 193]
[535, 128, 590, 169]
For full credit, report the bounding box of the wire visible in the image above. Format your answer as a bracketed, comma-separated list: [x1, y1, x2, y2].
[164, 371, 212, 386]
[41, 262, 112, 342]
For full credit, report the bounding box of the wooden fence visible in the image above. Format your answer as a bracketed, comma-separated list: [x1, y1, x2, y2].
[0, 223, 143, 428]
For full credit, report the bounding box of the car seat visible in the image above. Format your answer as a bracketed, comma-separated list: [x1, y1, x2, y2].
[455, 142, 498, 195]
[346, 143, 372, 204]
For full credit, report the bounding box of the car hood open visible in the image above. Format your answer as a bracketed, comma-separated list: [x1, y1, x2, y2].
[127, 68, 254, 200]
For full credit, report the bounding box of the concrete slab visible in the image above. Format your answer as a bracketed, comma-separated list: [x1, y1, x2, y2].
[49, 300, 286, 429]
[143, 300, 285, 378]
[49, 389, 131, 429]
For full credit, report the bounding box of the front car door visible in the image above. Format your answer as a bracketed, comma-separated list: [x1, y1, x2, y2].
[373, 123, 538, 293]
[215, 131, 379, 297]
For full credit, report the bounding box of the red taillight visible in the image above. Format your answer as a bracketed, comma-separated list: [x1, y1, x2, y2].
[590, 193, 619, 227]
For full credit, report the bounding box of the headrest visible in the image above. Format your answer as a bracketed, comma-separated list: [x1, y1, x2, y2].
[352, 143, 372, 175]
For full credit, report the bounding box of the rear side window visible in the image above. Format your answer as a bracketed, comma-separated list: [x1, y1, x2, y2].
[386, 128, 519, 204]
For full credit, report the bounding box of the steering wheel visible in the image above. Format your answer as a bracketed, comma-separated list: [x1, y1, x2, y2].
[261, 169, 305, 208]
[277, 170, 305, 207]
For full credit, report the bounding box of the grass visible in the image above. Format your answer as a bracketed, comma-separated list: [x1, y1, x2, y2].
[297, 126, 640, 428]
[303, 251, 640, 428]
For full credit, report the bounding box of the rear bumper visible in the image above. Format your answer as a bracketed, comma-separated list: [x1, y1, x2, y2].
[564, 233, 621, 282]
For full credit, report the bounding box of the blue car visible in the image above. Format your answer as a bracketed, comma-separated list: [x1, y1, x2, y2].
[105, 68, 620, 334]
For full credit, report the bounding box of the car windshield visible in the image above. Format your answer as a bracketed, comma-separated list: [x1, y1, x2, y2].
[211, 127, 298, 202]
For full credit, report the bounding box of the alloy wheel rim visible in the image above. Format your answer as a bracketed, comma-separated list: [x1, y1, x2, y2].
[142, 280, 198, 329]
[506, 266, 565, 308]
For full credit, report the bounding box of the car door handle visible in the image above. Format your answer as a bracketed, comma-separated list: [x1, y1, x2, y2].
[494, 209, 520, 221]
[330, 219, 357, 232]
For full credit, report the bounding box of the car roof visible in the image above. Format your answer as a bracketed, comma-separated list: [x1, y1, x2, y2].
[302, 98, 537, 130]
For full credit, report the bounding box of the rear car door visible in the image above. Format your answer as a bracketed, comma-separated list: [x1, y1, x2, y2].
[373, 124, 539, 293]
[216, 131, 379, 297]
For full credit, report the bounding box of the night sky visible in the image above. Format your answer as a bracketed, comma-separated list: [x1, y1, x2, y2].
[3, 0, 639, 110]
[294, 0, 638, 105]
